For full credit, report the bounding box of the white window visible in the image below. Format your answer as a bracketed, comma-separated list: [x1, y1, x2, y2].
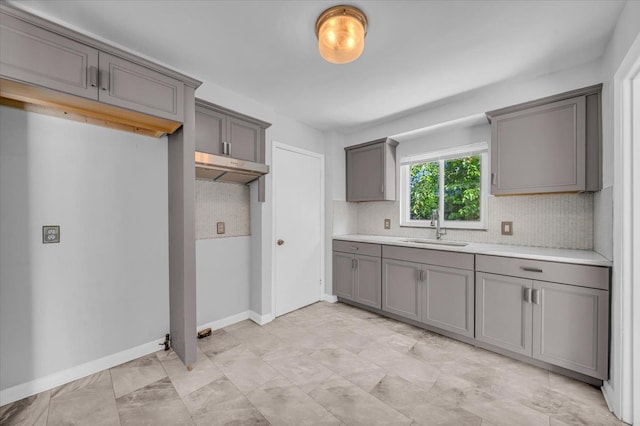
[400, 142, 489, 230]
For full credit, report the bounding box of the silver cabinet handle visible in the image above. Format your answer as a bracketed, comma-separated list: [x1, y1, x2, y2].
[352, 258, 356, 269]
[491, 172, 496, 185]
[420, 270, 425, 282]
[417, 269, 421, 282]
[277, 239, 284, 246]
[89, 66, 98, 88]
[100, 69, 109, 91]
[226, 142, 231, 156]
[350, 246, 359, 251]
[381, 184, 384, 194]
[532, 289, 540, 305]
[524, 288, 532, 303]
[521, 266, 543, 273]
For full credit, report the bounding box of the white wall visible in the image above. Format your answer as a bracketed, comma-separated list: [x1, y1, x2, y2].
[196, 237, 250, 325]
[343, 59, 602, 146]
[0, 106, 169, 391]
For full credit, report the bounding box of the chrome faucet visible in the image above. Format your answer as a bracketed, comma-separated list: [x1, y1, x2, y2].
[431, 209, 446, 240]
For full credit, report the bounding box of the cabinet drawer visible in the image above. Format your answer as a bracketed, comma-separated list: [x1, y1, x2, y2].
[476, 255, 609, 290]
[333, 240, 381, 257]
[383, 245, 474, 271]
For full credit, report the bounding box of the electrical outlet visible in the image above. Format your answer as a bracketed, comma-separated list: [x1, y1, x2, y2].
[384, 219, 391, 229]
[501, 221, 513, 236]
[217, 222, 225, 234]
[42, 225, 60, 244]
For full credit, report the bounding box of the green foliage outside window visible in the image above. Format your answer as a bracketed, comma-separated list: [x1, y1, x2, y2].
[409, 155, 481, 221]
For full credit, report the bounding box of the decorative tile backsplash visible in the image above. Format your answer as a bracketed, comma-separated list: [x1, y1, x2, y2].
[335, 192, 594, 250]
[195, 180, 250, 239]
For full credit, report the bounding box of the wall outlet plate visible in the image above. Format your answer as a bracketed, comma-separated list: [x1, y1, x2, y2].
[501, 221, 513, 236]
[216, 222, 225, 234]
[43, 225, 60, 243]
[384, 219, 391, 229]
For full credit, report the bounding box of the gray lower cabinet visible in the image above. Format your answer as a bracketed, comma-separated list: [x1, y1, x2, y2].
[195, 98, 269, 163]
[475, 255, 609, 379]
[333, 251, 356, 300]
[532, 280, 609, 378]
[332, 241, 382, 309]
[475, 272, 533, 356]
[382, 259, 421, 321]
[382, 253, 474, 338]
[345, 138, 398, 202]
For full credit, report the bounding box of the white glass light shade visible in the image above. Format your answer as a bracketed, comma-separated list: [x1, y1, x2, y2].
[316, 6, 367, 64]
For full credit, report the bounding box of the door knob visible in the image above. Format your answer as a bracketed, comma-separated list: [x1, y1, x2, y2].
[277, 239, 285, 246]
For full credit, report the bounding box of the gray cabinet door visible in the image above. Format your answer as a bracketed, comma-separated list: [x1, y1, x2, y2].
[382, 259, 421, 321]
[333, 252, 354, 300]
[228, 116, 260, 162]
[475, 272, 532, 356]
[0, 13, 98, 100]
[195, 106, 225, 155]
[532, 281, 609, 379]
[354, 255, 381, 309]
[98, 52, 184, 122]
[423, 266, 474, 337]
[491, 96, 586, 194]
[346, 143, 385, 201]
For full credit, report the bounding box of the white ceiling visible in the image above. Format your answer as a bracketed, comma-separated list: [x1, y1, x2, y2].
[12, 1, 625, 132]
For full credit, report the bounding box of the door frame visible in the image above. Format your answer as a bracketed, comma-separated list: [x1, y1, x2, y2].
[604, 33, 640, 424]
[271, 141, 325, 317]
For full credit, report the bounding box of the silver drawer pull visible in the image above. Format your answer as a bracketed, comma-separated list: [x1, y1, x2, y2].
[521, 266, 543, 273]
[350, 246, 359, 251]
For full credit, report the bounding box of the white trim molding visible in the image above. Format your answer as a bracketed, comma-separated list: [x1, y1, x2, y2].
[197, 310, 251, 332]
[322, 294, 338, 303]
[0, 338, 164, 406]
[604, 32, 640, 424]
[249, 311, 274, 325]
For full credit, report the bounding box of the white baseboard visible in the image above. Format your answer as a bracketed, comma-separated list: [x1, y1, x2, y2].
[197, 311, 251, 332]
[0, 310, 261, 407]
[0, 338, 164, 406]
[322, 294, 338, 303]
[249, 311, 274, 325]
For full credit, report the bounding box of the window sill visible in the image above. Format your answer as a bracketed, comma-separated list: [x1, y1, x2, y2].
[399, 223, 488, 231]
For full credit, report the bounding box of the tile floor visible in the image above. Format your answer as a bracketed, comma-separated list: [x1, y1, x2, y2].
[0, 301, 626, 426]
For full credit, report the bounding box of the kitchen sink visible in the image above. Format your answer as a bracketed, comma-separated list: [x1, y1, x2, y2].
[402, 239, 468, 247]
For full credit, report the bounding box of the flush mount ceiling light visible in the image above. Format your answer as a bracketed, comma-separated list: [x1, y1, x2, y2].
[315, 5, 368, 64]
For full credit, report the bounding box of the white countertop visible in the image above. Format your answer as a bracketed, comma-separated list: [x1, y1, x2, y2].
[333, 234, 612, 267]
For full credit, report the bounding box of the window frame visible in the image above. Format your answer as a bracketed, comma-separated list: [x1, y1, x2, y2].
[399, 142, 489, 230]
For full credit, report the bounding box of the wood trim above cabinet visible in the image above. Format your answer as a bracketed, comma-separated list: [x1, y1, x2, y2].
[0, 78, 180, 137]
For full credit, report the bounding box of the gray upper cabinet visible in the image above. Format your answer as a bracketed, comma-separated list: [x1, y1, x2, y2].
[227, 117, 261, 162]
[345, 138, 398, 202]
[0, 13, 99, 100]
[486, 85, 602, 195]
[195, 106, 226, 156]
[382, 245, 474, 338]
[1, 6, 196, 130]
[98, 52, 184, 122]
[195, 98, 269, 163]
[475, 254, 609, 379]
[332, 241, 382, 309]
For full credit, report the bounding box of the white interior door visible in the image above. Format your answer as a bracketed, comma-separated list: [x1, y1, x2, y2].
[273, 143, 324, 317]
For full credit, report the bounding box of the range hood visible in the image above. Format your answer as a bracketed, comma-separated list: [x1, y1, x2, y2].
[195, 151, 269, 184]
